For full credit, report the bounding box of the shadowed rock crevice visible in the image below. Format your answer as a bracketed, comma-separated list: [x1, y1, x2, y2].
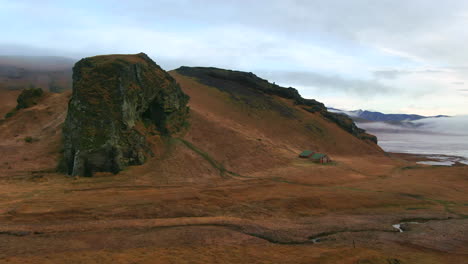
[60, 53, 189, 176]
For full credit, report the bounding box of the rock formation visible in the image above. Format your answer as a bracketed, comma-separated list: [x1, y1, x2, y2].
[16, 87, 44, 109]
[61, 53, 189, 176]
[3, 87, 44, 119]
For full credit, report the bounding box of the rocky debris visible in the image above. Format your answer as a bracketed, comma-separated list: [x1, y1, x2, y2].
[60, 53, 189, 177]
[175, 66, 376, 143]
[16, 87, 44, 109]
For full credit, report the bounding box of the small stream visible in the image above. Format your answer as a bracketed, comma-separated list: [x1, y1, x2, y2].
[392, 224, 403, 232]
[392, 221, 420, 232]
[311, 238, 321, 244]
[306, 219, 444, 245]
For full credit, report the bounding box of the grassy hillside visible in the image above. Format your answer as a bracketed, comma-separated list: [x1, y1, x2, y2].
[175, 67, 378, 143]
[170, 67, 382, 174]
[0, 63, 384, 179]
[0, 59, 466, 264]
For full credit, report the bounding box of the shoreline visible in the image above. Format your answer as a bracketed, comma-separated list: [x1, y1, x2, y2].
[388, 152, 468, 166]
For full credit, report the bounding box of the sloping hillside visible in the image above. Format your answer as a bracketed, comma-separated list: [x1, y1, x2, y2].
[0, 91, 69, 176]
[170, 67, 382, 174]
[1, 56, 467, 264]
[0, 61, 383, 179]
[0, 90, 21, 118]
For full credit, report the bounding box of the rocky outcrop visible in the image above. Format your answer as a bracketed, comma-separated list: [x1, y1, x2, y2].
[322, 111, 378, 143]
[61, 53, 189, 177]
[3, 87, 44, 119]
[16, 87, 44, 109]
[175, 66, 376, 143]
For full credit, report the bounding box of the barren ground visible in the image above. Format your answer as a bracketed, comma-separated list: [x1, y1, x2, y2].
[0, 77, 467, 263]
[1, 152, 467, 263]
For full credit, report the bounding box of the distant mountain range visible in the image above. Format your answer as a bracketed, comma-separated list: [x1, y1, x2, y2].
[328, 108, 448, 122]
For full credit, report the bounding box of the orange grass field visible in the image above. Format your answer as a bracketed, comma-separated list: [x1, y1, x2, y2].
[0, 73, 466, 263]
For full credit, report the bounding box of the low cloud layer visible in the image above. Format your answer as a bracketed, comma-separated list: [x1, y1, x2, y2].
[358, 116, 468, 136]
[413, 116, 468, 135]
[373, 69, 445, 80]
[259, 71, 396, 96]
[357, 116, 468, 159]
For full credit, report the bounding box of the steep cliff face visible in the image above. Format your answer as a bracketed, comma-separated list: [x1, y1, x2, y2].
[61, 53, 189, 176]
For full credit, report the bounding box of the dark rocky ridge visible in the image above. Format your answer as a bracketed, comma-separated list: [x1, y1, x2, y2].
[175, 66, 377, 143]
[3, 87, 44, 119]
[16, 87, 44, 109]
[61, 53, 189, 177]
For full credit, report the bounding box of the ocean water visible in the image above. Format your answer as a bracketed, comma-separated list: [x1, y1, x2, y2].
[376, 132, 468, 165]
[357, 116, 468, 166]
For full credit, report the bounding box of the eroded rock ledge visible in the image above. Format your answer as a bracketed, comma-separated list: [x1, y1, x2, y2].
[60, 53, 189, 176]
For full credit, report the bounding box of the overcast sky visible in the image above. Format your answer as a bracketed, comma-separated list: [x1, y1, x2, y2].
[1, 0, 467, 115]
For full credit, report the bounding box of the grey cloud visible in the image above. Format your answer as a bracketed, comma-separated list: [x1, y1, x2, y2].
[0, 43, 62, 57]
[0, 43, 84, 59]
[373, 69, 444, 79]
[2, 0, 468, 114]
[457, 89, 468, 97]
[413, 116, 468, 135]
[0, 55, 75, 71]
[102, 0, 467, 40]
[258, 71, 397, 96]
[4, 1, 468, 66]
[373, 70, 410, 80]
[358, 116, 468, 136]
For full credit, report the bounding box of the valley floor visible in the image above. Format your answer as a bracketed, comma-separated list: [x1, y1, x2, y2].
[0, 153, 467, 264]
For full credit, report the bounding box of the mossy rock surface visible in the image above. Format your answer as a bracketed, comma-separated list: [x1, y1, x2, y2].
[16, 87, 44, 109]
[61, 53, 189, 176]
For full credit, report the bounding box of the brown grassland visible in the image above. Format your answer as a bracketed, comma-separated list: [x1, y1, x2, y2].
[0, 72, 466, 263]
